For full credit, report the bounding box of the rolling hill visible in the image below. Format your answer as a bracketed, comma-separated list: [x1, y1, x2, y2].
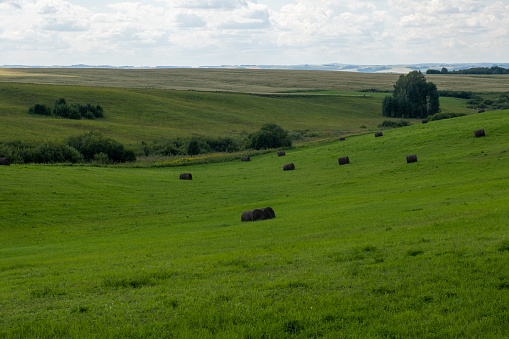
[1, 106, 508, 337]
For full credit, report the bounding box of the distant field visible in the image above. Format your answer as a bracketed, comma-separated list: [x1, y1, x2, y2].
[1, 110, 508, 337]
[1, 68, 508, 93]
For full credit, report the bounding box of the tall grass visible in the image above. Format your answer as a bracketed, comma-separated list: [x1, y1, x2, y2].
[1, 110, 508, 337]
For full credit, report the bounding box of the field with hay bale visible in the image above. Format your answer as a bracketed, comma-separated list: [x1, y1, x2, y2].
[1, 107, 509, 337]
[0, 69, 496, 154]
[1, 68, 509, 337]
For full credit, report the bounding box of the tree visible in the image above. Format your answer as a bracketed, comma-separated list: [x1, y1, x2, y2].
[66, 131, 135, 163]
[382, 71, 440, 119]
[28, 103, 52, 116]
[246, 123, 292, 150]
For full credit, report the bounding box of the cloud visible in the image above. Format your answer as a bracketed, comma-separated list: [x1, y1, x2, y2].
[0, 0, 508, 66]
[176, 13, 206, 28]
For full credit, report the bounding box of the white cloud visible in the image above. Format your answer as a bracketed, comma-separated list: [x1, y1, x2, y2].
[0, 0, 508, 66]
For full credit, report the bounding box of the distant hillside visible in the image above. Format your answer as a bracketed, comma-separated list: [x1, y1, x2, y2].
[3, 63, 509, 74]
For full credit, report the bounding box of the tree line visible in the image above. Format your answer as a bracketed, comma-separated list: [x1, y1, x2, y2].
[0, 131, 135, 164]
[426, 66, 509, 75]
[141, 123, 292, 157]
[0, 123, 293, 164]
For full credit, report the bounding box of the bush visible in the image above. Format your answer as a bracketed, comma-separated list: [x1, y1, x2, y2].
[0, 140, 83, 164]
[28, 104, 52, 116]
[93, 152, 112, 165]
[246, 123, 292, 150]
[378, 120, 411, 128]
[28, 98, 104, 120]
[66, 131, 135, 163]
[427, 112, 466, 121]
[437, 90, 475, 99]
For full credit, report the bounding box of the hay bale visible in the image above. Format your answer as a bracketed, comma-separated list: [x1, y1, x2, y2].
[375, 132, 383, 137]
[338, 156, 350, 165]
[0, 157, 11, 166]
[241, 156, 250, 162]
[241, 208, 267, 222]
[406, 154, 418, 163]
[179, 173, 192, 180]
[241, 210, 253, 222]
[340, 137, 346, 141]
[277, 151, 286, 156]
[262, 207, 276, 220]
[422, 119, 428, 124]
[283, 163, 295, 171]
[474, 129, 485, 138]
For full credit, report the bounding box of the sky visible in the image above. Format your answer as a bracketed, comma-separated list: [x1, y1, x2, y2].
[0, 0, 508, 67]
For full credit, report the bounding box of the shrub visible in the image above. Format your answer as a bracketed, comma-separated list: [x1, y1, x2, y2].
[28, 103, 52, 116]
[0, 140, 83, 164]
[378, 120, 411, 128]
[427, 112, 466, 121]
[29, 98, 104, 120]
[93, 152, 112, 165]
[66, 131, 135, 163]
[246, 123, 292, 150]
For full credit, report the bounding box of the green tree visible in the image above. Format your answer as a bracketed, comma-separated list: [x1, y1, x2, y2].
[66, 131, 135, 163]
[246, 123, 292, 150]
[382, 71, 440, 119]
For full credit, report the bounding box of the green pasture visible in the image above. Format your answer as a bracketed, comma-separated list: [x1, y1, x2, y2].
[1, 110, 509, 337]
[0, 82, 474, 148]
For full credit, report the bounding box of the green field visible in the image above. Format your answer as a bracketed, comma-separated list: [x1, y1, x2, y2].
[0, 75, 479, 149]
[1, 69, 509, 337]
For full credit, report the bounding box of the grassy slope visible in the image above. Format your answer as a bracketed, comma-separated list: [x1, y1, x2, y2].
[0, 82, 474, 147]
[1, 110, 508, 337]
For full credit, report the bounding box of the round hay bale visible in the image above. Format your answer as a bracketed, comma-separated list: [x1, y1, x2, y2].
[241, 156, 250, 162]
[262, 207, 276, 219]
[241, 209, 266, 222]
[338, 156, 350, 165]
[422, 119, 428, 124]
[241, 210, 253, 222]
[283, 163, 295, 171]
[474, 129, 485, 138]
[375, 132, 383, 137]
[0, 157, 11, 166]
[340, 137, 346, 141]
[406, 154, 418, 163]
[179, 173, 192, 180]
[277, 151, 286, 156]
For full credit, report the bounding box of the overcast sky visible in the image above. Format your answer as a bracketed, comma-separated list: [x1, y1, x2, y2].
[1, 0, 508, 67]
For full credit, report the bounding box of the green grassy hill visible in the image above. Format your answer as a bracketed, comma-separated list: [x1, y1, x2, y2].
[1, 110, 508, 337]
[0, 82, 474, 149]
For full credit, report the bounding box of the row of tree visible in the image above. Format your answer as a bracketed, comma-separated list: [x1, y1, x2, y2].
[1, 124, 294, 164]
[0, 131, 135, 164]
[426, 66, 509, 75]
[141, 123, 293, 157]
[29, 98, 104, 120]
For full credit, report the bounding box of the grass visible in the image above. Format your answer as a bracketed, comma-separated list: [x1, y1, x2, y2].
[2, 68, 509, 93]
[1, 109, 509, 337]
[0, 82, 475, 150]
